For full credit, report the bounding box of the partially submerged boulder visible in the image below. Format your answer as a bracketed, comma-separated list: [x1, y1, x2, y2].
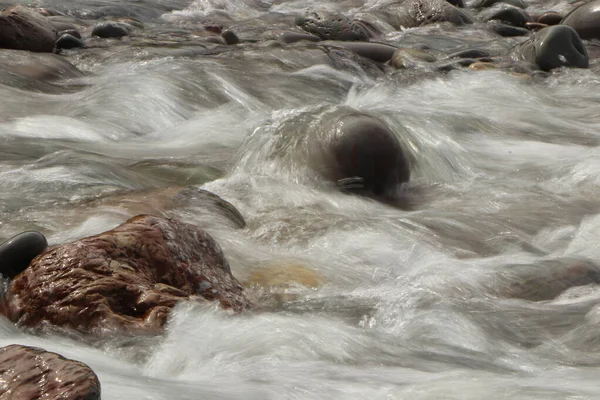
[0, 344, 100, 400]
[2, 215, 249, 336]
[383, 0, 474, 29]
[0, 5, 57, 52]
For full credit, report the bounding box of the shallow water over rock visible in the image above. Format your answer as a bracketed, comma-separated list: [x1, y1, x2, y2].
[1, 0, 600, 398]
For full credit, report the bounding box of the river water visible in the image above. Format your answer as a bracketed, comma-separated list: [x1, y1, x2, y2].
[2, 0, 600, 398]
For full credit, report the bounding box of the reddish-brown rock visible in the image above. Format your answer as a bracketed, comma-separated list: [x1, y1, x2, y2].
[0, 5, 57, 52]
[2, 215, 248, 335]
[0, 344, 100, 400]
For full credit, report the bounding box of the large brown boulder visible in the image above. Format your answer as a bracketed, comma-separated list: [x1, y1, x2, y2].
[0, 344, 100, 400]
[0, 5, 57, 52]
[1, 215, 248, 336]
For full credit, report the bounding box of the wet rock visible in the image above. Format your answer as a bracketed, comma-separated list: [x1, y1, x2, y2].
[525, 22, 549, 31]
[387, 0, 474, 28]
[436, 58, 478, 71]
[537, 11, 563, 26]
[0, 5, 57, 52]
[59, 29, 82, 39]
[277, 31, 321, 44]
[446, 0, 465, 8]
[0, 231, 47, 279]
[561, 0, 600, 40]
[489, 22, 531, 36]
[470, 0, 527, 9]
[391, 47, 436, 69]
[446, 49, 491, 59]
[0, 49, 83, 81]
[501, 259, 600, 301]
[0, 344, 100, 400]
[91, 21, 131, 38]
[483, 7, 533, 27]
[325, 47, 385, 78]
[324, 115, 410, 196]
[2, 215, 249, 335]
[511, 25, 588, 71]
[56, 33, 85, 49]
[221, 30, 240, 45]
[324, 41, 398, 63]
[296, 11, 371, 41]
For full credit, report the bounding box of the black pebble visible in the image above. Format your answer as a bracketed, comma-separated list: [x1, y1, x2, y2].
[56, 33, 85, 49]
[0, 231, 48, 279]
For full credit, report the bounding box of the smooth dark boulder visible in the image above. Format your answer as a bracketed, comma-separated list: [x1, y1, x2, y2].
[91, 21, 131, 38]
[324, 41, 399, 63]
[489, 22, 530, 36]
[2, 215, 249, 336]
[484, 7, 533, 27]
[277, 31, 321, 44]
[0, 5, 57, 52]
[221, 30, 240, 45]
[0, 345, 100, 400]
[325, 116, 410, 196]
[561, 0, 600, 40]
[0, 231, 47, 279]
[537, 11, 563, 26]
[296, 11, 371, 41]
[511, 25, 588, 71]
[56, 33, 84, 49]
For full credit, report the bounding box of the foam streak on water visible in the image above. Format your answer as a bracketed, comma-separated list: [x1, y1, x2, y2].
[2, 0, 600, 398]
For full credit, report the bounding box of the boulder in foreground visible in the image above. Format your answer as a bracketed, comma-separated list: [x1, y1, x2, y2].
[0, 344, 100, 400]
[0, 5, 57, 52]
[2, 215, 249, 336]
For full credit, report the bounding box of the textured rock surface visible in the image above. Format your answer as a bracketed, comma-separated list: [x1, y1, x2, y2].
[2, 215, 249, 335]
[0, 5, 57, 52]
[0, 344, 101, 400]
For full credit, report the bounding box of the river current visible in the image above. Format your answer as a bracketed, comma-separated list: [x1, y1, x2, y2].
[2, 0, 600, 398]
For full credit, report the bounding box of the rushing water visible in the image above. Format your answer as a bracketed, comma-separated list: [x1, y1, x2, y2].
[2, 0, 600, 398]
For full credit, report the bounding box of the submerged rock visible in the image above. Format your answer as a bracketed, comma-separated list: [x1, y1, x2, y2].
[0, 5, 57, 52]
[511, 25, 588, 71]
[56, 33, 85, 49]
[0, 344, 100, 400]
[537, 11, 563, 26]
[322, 115, 411, 196]
[561, 0, 600, 40]
[0, 231, 47, 279]
[2, 215, 248, 335]
[91, 21, 131, 38]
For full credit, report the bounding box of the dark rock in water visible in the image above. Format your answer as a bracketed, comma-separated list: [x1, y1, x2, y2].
[221, 29, 240, 45]
[446, 49, 491, 59]
[277, 31, 321, 44]
[91, 21, 131, 38]
[489, 22, 530, 36]
[511, 25, 588, 71]
[470, 0, 527, 9]
[446, 0, 465, 8]
[326, 116, 410, 196]
[0, 49, 83, 81]
[483, 7, 533, 27]
[56, 33, 84, 49]
[296, 11, 371, 41]
[537, 11, 563, 26]
[561, 0, 600, 40]
[0, 344, 101, 400]
[325, 47, 385, 78]
[389, 0, 474, 28]
[58, 28, 82, 39]
[0, 231, 47, 279]
[324, 41, 398, 63]
[0, 5, 57, 52]
[2, 215, 249, 335]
